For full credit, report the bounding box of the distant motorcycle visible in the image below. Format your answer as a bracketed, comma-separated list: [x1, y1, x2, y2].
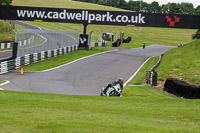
[100, 78, 124, 97]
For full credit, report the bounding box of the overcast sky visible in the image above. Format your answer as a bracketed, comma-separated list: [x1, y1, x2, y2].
[125, 0, 200, 7]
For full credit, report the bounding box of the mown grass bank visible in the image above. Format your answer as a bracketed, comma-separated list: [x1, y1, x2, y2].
[0, 89, 200, 133]
[13, 0, 127, 11]
[0, 20, 25, 42]
[1, 52, 199, 133]
[126, 56, 159, 85]
[157, 39, 200, 85]
[0, 20, 15, 42]
[0, 1, 197, 132]
[23, 22, 195, 49]
[122, 56, 159, 96]
[23, 47, 114, 71]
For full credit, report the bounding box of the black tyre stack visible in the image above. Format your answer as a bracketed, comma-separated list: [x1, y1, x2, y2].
[164, 78, 200, 99]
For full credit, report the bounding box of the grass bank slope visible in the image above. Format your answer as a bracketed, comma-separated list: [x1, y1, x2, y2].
[157, 39, 200, 85]
[13, 0, 195, 48]
[13, 0, 126, 11]
[0, 20, 25, 42]
[1, 54, 200, 132]
[0, 20, 15, 42]
[0, 90, 200, 133]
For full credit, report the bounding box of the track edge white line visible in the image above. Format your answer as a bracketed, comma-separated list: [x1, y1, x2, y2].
[123, 56, 156, 87]
[0, 80, 10, 90]
[40, 49, 119, 72]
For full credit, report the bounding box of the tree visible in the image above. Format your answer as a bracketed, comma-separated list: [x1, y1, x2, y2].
[125, 0, 149, 12]
[72, 0, 198, 15]
[104, 0, 126, 8]
[161, 3, 181, 14]
[105, 0, 116, 7]
[97, 0, 107, 5]
[192, 29, 200, 39]
[140, 1, 150, 13]
[194, 5, 200, 15]
[0, 0, 12, 5]
[91, 0, 99, 3]
[161, 4, 169, 14]
[125, 0, 140, 11]
[179, 3, 194, 15]
[149, 1, 161, 13]
[115, 0, 127, 9]
[169, 3, 181, 14]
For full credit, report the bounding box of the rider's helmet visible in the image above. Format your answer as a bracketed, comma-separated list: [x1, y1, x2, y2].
[119, 78, 124, 86]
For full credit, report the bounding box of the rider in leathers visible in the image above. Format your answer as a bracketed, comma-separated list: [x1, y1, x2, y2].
[102, 78, 124, 96]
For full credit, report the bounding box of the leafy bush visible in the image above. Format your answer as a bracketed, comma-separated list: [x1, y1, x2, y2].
[0, 20, 14, 33]
[0, 0, 12, 5]
[192, 29, 200, 39]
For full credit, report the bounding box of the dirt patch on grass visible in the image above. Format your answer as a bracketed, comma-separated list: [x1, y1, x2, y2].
[155, 78, 165, 91]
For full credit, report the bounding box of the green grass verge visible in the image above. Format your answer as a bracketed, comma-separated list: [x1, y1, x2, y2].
[13, 0, 196, 48]
[23, 22, 195, 49]
[13, 0, 127, 11]
[0, 32, 14, 43]
[0, 20, 15, 42]
[0, 89, 200, 133]
[0, 48, 12, 51]
[23, 47, 113, 71]
[122, 56, 160, 96]
[0, 80, 5, 84]
[19, 34, 46, 49]
[157, 39, 200, 85]
[0, 21, 25, 42]
[1, 1, 197, 132]
[1, 46, 200, 132]
[127, 56, 159, 84]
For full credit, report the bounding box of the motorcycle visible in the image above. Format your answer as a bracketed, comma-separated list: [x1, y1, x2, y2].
[100, 81, 123, 97]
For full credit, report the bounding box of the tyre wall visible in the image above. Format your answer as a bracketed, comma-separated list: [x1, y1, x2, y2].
[164, 78, 200, 99]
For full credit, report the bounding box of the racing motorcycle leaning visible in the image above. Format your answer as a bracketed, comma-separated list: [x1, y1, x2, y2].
[100, 78, 124, 97]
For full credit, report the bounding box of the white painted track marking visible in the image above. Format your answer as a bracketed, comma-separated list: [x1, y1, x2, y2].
[40, 49, 119, 72]
[123, 56, 155, 87]
[0, 80, 10, 90]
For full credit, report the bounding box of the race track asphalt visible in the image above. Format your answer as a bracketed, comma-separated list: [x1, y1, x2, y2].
[0, 21, 41, 60]
[0, 45, 175, 96]
[0, 21, 78, 59]
[0, 50, 12, 61]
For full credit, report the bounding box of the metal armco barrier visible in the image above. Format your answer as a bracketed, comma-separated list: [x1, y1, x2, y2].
[15, 29, 79, 57]
[0, 42, 14, 49]
[0, 45, 78, 74]
[90, 42, 106, 47]
[0, 59, 15, 74]
[146, 54, 163, 85]
[0, 35, 34, 49]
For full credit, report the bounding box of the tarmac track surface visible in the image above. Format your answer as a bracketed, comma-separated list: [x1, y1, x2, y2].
[0, 21, 77, 59]
[0, 21, 40, 60]
[0, 50, 12, 61]
[0, 45, 175, 96]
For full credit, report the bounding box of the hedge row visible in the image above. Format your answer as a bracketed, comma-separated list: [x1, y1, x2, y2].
[164, 78, 200, 99]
